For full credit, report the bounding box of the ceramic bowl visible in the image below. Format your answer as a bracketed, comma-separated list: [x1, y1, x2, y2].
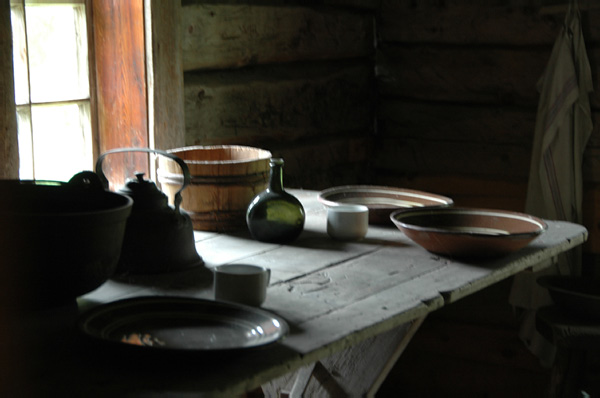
[318, 185, 453, 225]
[390, 207, 547, 258]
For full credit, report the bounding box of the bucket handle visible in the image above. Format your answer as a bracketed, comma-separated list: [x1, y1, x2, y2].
[96, 148, 191, 212]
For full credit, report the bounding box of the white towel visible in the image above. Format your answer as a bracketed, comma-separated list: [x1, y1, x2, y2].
[509, 0, 593, 366]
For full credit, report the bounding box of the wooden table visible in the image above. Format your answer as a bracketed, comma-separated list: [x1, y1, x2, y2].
[22, 189, 587, 397]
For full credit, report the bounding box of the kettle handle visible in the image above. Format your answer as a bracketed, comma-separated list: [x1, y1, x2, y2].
[95, 148, 190, 213]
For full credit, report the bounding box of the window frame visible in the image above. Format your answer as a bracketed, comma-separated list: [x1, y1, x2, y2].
[10, 0, 95, 180]
[3, 1, 186, 184]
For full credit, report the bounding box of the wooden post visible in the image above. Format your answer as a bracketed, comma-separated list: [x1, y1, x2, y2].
[0, 1, 19, 179]
[92, 0, 148, 189]
[0, 4, 25, 396]
[145, 0, 185, 151]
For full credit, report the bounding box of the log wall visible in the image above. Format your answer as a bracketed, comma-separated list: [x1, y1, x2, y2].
[374, 0, 600, 257]
[180, 1, 376, 189]
[177, 2, 600, 396]
[374, 2, 600, 396]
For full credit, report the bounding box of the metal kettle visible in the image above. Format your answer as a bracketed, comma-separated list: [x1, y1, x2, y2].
[96, 148, 203, 275]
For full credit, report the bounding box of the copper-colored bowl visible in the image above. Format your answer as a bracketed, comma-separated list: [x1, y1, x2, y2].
[318, 185, 453, 225]
[390, 207, 547, 258]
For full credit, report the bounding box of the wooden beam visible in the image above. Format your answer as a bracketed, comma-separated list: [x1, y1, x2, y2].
[181, 4, 374, 71]
[92, 0, 148, 188]
[0, 1, 19, 178]
[144, 0, 185, 152]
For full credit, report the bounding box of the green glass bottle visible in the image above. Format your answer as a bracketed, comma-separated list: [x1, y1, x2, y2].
[246, 158, 305, 243]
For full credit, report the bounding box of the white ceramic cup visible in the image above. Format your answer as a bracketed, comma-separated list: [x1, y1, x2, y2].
[213, 264, 271, 307]
[327, 204, 369, 241]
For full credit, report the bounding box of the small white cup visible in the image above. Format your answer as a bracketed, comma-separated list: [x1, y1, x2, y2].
[327, 204, 369, 241]
[213, 264, 271, 307]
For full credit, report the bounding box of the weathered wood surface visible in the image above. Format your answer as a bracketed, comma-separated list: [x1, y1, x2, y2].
[376, 1, 597, 107]
[26, 189, 587, 397]
[0, 1, 18, 178]
[183, 61, 374, 189]
[93, 0, 148, 188]
[184, 62, 374, 146]
[379, 1, 560, 45]
[179, 3, 376, 191]
[374, 136, 532, 180]
[374, 1, 600, 174]
[145, 0, 185, 151]
[379, 1, 600, 45]
[378, 99, 536, 144]
[181, 4, 374, 71]
[270, 136, 372, 189]
[377, 45, 548, 106]
[263, 318, 424, 397]
[380, 44, 595, 112]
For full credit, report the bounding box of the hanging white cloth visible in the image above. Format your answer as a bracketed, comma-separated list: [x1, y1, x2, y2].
[509, 0, 593, 366]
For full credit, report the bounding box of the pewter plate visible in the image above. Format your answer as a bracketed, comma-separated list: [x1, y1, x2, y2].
[318, 185, 454, 224]
[78, 296, 289, 352]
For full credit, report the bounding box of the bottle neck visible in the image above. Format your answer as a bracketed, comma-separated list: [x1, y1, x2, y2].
[268, 159, 285, 193]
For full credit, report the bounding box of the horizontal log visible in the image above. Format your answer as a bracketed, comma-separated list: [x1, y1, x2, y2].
[269, 135, 372, 190]
[379, 1, 563, 45]
[322, 0, 377, 9]
[184, 61, 374, 146]
[181, 4, 374, 71]
[373, 137, 532, 180]
[182, 0, 378, 9]
[377, 45, 549, 107]
[378, 98, 600, 148]
[374, 137, 600, 182]
[378, 100, 536, 145]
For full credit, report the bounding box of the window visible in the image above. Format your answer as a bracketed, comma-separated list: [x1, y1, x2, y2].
[10, 0, 93, 181]
[7, 1, 183, 186]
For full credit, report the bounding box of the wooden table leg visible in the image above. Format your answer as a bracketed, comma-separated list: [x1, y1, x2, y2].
[266, 316, 426, 397]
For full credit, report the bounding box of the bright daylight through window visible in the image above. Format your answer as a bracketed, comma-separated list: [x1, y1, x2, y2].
[10, 0, 92, 181]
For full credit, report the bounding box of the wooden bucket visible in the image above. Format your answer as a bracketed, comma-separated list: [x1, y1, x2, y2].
[158, 145, 272, 232]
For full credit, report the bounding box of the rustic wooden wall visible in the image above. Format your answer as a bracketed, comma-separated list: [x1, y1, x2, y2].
[179, 1, 376, 189]
[177, 5, 600, 394]
[375, 2, 600, 396]
[374, 0, 600, 257]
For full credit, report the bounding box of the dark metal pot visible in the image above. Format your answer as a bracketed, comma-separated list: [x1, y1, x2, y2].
[0, 172, 133, 311]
